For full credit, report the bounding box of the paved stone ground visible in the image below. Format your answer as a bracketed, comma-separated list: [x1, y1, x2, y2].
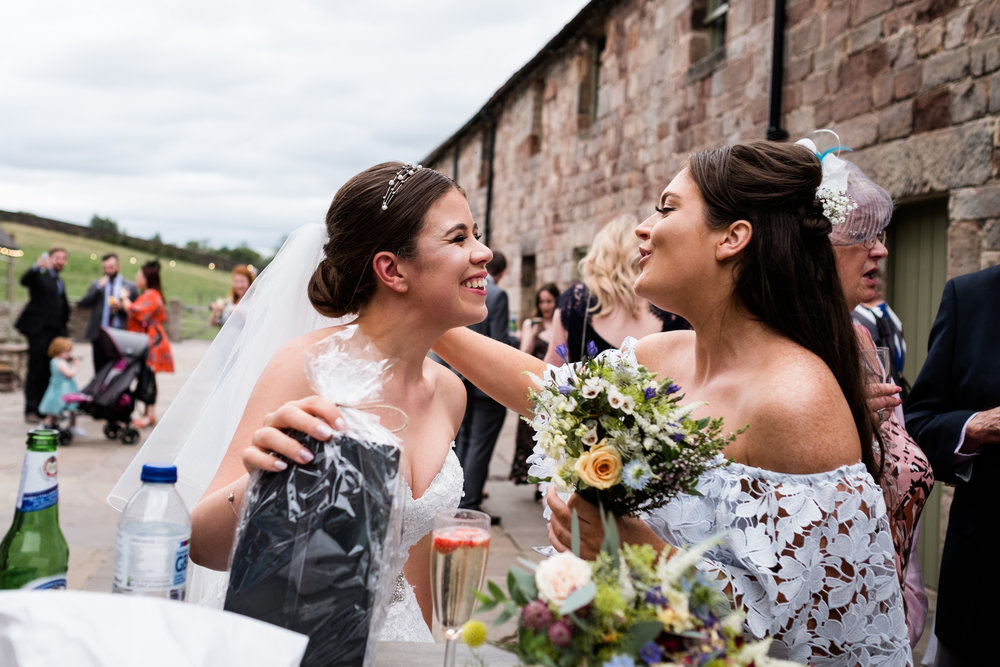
[0, 338, 934, 661]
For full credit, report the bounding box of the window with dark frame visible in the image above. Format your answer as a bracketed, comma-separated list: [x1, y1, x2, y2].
[529, 78, 545, 156]
[577, 35, 606, 131]
[704, 0, 728, 55]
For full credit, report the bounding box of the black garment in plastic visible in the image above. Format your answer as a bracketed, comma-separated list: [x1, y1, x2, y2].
[224, 429, 401, 667]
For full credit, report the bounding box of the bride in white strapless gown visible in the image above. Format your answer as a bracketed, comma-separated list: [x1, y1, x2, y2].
[109, 165, 491, 644]
[379, 447, 463, 642]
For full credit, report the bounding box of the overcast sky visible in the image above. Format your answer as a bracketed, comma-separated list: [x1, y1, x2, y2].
[1, 0, 590, 254]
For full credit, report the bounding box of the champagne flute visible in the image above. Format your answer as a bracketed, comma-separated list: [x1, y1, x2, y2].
[863, 346, 891, 383]
[430, 508, 491, 667]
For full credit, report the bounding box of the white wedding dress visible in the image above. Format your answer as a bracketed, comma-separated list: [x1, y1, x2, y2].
[107, 224, 465, 644]
[378, 447, 464, 642]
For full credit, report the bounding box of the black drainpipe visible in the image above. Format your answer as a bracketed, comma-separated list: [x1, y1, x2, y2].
[767, 0, 789, 141]
[483, 111, 498, 248]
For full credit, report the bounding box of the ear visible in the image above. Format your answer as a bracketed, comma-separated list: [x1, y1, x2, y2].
[372, 251, 408, 294]
[716, 219, 752, 261]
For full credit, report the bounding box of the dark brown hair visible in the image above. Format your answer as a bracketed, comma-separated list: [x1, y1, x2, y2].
[534, 282, 561, 317]
[141, 260, 163, 296]
[308, 162, 460, 317]
[688, 141, 882, 481]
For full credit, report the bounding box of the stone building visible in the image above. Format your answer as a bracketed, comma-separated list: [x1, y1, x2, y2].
[424, 0, 998, 587]
[423, 0, 998, 368]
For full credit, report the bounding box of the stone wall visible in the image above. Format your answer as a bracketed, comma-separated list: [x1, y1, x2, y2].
[425, 0, 1000, 318]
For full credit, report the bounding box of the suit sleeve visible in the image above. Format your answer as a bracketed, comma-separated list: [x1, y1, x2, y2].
[78, 281, 103, 307]
[488, 289, 511, 345]
[19, 266, 41, 288]
[904, 279, 975, 484]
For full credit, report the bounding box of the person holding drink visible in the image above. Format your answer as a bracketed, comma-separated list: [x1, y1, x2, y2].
[79, 253, 138, 374]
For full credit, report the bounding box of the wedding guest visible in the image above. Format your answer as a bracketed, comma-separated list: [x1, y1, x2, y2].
[853, 271, 910, 397]
[38, 336, 85, 437]
[544, 213, 687, 366]
[905, 263, 1000, 667]
[432, 141, 910, 664]
[119, 260, 174, 428]
[15, 248, 69, 424]
[511, 282, 560, 492]
[210, 264, 255, 327]
[820, 145, 933, 647]
[79, 253, 138, 373]
[156, 162, 490, 642]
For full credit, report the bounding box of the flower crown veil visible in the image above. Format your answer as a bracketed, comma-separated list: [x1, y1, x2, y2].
[107, 223, 354, 604]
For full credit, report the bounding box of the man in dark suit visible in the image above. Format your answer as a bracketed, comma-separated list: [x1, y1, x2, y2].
[15, 247, 70, 423]
[455, 252, 515, 521]
[78, 253, 138, 373]
[905, 264, 1000, 666]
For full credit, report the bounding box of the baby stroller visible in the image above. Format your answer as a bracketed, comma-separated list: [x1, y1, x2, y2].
[65, 327, 151, 445]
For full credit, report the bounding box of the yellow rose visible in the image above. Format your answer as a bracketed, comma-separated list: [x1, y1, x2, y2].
[574, 443, 622, 489]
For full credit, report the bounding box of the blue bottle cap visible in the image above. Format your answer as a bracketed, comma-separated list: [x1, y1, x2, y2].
[140, 464, 178, 484]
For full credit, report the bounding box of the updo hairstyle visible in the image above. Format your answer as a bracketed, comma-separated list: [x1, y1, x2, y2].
[308, 162, 459, 317]
[687, 140, 882, 481]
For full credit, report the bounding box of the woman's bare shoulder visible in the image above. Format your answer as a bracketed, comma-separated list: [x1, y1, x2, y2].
[425, 358, 466, 425]
[743, 348, 862, 474]
[634, 329, 694, 365]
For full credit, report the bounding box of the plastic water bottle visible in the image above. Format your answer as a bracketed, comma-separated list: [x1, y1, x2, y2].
[112, 464, 191, 600]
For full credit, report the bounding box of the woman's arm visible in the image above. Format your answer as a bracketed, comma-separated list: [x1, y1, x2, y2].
[519, 318, 537, 354]
[433, 326, 546, 418]
[188, 338, 337, 569]
[542, 309, 569, 366]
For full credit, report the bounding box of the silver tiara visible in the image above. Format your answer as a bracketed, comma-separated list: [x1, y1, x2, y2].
[381, 163, 422, 211]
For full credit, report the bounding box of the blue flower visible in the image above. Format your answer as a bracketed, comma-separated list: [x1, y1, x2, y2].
[556, 343, 569, 361]
[558, 384, 573, 396]
[603, 656, 635, 667]
[586, 340, 600, 358]
[622, 459, 652, 490]
[638, 641, 663, 665]
[662, 382, 681, 395]
[643, 386, 656, 400]
[645, 586, 667, 606]
[670, 432, 687, 443]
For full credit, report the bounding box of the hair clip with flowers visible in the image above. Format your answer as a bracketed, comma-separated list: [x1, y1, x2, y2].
[795, 130, 858, 226]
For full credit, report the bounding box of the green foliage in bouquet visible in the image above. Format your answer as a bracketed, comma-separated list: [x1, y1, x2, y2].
[527, 343, 744, 516]
[477, 513, 800, 667]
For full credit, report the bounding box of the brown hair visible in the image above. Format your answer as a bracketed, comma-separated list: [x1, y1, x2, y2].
[141, 260, 163, 296]
[688, 141, 882, 481]
[229, 265, 256, 304]
[308, 162, 460, 317]
[47, 336, 74, 358]
[534, 282, 561, 316]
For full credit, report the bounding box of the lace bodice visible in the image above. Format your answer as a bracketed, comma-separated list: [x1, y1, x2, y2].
[378, 446, 463, 642]
[644, 458, 911, 666]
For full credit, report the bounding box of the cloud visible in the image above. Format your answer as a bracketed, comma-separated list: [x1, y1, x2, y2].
[0, 0, 589, 252]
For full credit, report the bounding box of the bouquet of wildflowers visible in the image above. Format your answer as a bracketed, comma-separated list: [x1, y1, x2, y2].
[477, 520, 802, 667]
[526, 341, 740, 516]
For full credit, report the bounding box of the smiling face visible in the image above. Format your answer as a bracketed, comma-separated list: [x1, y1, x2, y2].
[401, 189, 493, 327]
[633, 168, 717, 315]
[102, 256, 119, 278]
[833, 239, 888, 310]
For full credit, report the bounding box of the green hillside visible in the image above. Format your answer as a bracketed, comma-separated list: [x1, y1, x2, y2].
[2, 221, 232, 341]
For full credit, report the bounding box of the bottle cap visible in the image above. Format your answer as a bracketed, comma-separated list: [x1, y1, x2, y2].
[140, 464, 178, 484]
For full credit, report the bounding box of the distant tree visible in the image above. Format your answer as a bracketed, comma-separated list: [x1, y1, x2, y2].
[184, 239, 209, 252]
[218, 243, 264, 267]
[89, 214, 119, 234]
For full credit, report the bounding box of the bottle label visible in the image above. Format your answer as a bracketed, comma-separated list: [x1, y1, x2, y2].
[19, 574, 68, 590]
[15, 451, 59, 512]
[114, 531, 190, 597]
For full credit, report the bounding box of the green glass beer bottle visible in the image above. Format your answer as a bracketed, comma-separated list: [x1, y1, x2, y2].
[0, 428, 70, 590]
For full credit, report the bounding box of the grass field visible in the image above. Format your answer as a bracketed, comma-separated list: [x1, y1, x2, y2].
[2, 221, 234, 341]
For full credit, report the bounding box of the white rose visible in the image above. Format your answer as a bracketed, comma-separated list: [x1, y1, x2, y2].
[535, 551, 592, 605]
